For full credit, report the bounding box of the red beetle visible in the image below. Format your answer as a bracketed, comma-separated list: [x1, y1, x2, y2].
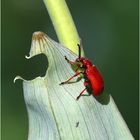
[60, 44, 104, 100]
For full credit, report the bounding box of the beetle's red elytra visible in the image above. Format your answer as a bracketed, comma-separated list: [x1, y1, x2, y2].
[60, 44, 104, 100]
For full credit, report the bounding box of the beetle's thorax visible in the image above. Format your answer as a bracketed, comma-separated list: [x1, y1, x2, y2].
[76, 57, 93, 68]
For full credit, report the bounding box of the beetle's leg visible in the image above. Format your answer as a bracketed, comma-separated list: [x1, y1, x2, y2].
[84, 81, 88, 86]
[74, 64, 81, 72]
[59, 72, 81, 85]
[76, 88, 86, 100]
[64, 56, 81, 72]
[76, 81, 89, 100]
[64, 56, 77, 65]
[61, 76, 83, 84]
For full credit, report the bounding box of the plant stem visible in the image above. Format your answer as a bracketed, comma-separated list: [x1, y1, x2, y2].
[43, 0, 80, 55]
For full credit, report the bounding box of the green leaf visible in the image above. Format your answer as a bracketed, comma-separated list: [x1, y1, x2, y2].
[15, 32, 134, 140]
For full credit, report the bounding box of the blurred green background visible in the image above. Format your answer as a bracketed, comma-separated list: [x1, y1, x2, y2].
[2, 0, 138, 139]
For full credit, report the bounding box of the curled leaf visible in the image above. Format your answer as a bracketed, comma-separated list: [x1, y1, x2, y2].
[16, 31, 134, 140]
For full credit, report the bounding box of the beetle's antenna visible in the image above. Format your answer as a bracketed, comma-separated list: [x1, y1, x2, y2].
[77, 44, 81, 58]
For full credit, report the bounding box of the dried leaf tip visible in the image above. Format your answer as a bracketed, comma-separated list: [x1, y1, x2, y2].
[32, 31, 46, 41]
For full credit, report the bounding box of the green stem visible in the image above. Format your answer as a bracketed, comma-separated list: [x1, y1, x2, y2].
[43, 0, 81, 55]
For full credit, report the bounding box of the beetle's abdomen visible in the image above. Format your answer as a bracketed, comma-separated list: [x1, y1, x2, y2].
[86, 66, 104, 96]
